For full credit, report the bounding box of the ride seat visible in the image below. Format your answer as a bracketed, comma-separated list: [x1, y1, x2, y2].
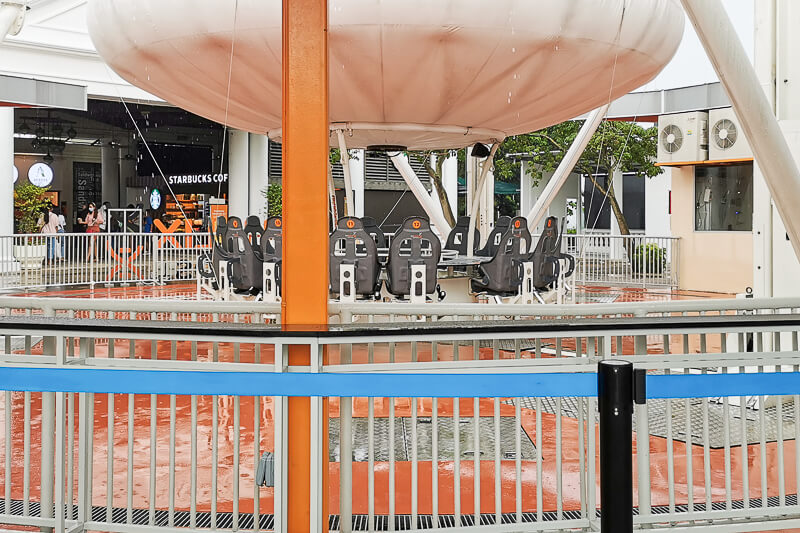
[385, 216, 443, 300]
[261, 216, 283, 295]
[222, 216, 261, 291]
[471, 216, 532, 295]
[531, 216, 575, 289]
[244, 215, 264, 250]
[445, 216, 480, 256]
[476, 216, 511, 257]
[329, 217, 382, 299]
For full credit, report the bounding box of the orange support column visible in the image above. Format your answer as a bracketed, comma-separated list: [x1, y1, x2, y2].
[282, 0, 329, 531]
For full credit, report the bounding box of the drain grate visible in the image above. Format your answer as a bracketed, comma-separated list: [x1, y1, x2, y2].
[507, 396, 799, 448]
[329, 416, 537, 462]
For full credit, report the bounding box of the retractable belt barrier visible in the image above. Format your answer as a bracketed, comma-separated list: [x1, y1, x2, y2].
[0, 365, 799, 399]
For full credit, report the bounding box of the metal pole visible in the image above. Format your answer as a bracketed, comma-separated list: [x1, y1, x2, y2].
[598, 360, 633, 533]
[339, 313, 353, 533]
[525, 105, 608, 233]
[389, 153, 452, 240]
[633, 367, 651, 527]
[282, 0, 329, 530]
[681, 0, 800, 262]
[466, 144, 500, 256]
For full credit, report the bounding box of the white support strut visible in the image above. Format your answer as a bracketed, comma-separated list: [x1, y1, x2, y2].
[0, 1, 25, 41]
[390, 153, 452, 240]
[336, 130, 355, 216]
[525, 105, 608, 234]
[466, 143, 500, 256]
[681, 0, 800, 262]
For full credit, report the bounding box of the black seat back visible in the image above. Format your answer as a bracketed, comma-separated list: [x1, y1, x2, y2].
[262, 216, 283, 262]
[386, 216, 441, 297]
[531, 216, 564, 289]
[329, 217, 381, 297]
[360, 216, 386, 249]
[261, 216, 283, 294]
[211, 216, 229, 267]
[223, 216, 260, 291]
[471, 216, 532, 295]
[445, 216, 480, 256]
[476, 216, 511, 257]
[244, 216, 264, 252]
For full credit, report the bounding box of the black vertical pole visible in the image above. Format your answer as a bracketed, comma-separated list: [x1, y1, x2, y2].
[598, 359, 633, 533]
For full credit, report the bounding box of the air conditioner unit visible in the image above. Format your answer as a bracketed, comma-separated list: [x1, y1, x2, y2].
[657, 111, 708, 164]
[709, 107, 752, 161]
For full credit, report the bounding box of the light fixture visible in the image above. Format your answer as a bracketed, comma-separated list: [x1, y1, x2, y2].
[17, 110, 78, 158]
[470, 142, 491, 158]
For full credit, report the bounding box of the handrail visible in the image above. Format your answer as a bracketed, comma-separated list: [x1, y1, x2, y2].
[0, 294, 798, 320]
[2, 312, 799, 340]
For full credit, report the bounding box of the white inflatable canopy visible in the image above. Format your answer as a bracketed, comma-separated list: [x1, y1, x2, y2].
[87, 0, 684, 150]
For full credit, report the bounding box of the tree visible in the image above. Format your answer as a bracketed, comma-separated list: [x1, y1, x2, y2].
[14, 183, 52, 234]
[409, 150, 457, 227]
[495, 120, 659, 235]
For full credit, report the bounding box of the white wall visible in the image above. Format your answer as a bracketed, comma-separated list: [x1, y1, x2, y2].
[0, 0, 159, 102]
[519, 162, 581, 234]
[645, 169, 672, 236]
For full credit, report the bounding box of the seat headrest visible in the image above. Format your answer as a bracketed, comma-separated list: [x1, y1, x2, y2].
[245, 215, 262, 227]
[455, 216, 471, 228]
[496, 216, 511, 229]
[544, 216, 558, 231]
[509, 216, 528, 232]
[227, 216, 243, 230]
[337, 217, 364, 231]
[400, 216, 431, 232]
[266, 216, 282, 231]
[361, 216, 378, 226]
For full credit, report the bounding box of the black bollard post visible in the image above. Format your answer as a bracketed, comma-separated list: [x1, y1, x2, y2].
[598, 359, 634, 533]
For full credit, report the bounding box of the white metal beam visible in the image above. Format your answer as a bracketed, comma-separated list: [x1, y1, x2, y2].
[336, 130, 355, 216]
[525, 105, 608, 233]
[681, 0, 800, 262]
[390, 153, 452, 240]
[466, 143, 500, 255]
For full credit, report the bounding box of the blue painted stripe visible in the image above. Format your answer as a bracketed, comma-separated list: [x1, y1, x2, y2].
[646, 372, 800, 399]
[0, 367, 598, 398]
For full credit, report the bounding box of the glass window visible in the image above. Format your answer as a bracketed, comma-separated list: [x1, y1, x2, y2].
[694, 163, 753, 231]
[623, 174, 646, 231]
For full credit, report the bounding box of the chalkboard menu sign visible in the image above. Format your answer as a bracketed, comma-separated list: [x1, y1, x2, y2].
[73, 162, 101, 210]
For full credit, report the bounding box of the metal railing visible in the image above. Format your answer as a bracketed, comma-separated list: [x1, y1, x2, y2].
[0, 232, 678, 294]
[2, 310, 800, 531]
[0, 232, 211, 292]
[563, 234, 680, 288]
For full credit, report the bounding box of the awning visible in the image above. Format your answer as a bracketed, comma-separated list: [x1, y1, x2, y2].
[457, 177, 519, 195]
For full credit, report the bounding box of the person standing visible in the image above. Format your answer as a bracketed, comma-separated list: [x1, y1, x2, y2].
[56, 206, 66, 261]
[40, 205, 60, 262]
[99, 201, 110, 232]
[85, 202, 104, 260]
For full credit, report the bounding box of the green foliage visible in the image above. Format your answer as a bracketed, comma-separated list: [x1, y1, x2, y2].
[14, 183, 51, 234]
[266, 183, 282, 217]
[496, 120, 659, 184]
[631, 243, 666, 275]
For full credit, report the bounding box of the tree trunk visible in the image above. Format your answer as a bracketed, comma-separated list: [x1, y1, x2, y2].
[421, 154, 456, 227]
